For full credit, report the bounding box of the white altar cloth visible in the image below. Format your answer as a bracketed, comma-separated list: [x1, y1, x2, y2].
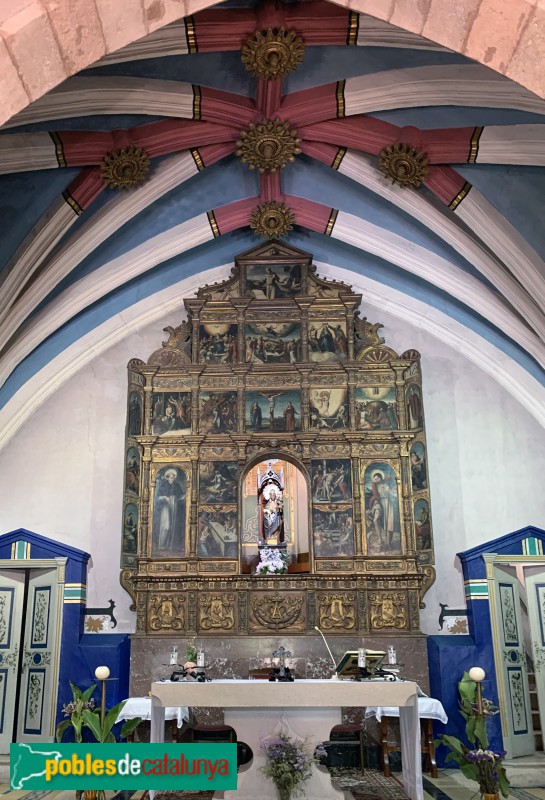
[365, 696, 448, 723]
[150, 679, 423, 800]
[116, 696, 189, 727]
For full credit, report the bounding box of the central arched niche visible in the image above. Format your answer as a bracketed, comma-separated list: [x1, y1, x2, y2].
[241, 455, 310, 572]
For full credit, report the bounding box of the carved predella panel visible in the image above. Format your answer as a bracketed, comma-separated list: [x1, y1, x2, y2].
[198, 593, 236, 631]
[249, 592, 306, 632]
[148, 593, 186, 632]
[369, 592, 408, 630]
[317, 592, 357, 631]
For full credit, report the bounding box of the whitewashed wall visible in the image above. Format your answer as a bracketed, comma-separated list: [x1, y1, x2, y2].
[1, 269, 545, 634]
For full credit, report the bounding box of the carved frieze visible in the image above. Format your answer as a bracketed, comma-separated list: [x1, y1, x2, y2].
[199, 593, 236, 630]
[249, 592, 305, 631]
[317, 592, 356, 630]
[369, 592, 407, 630]
[148, 593, 186, 631]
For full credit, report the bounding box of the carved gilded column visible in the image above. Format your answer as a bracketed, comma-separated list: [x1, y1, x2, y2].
[347, 369, 357, 431]
[393, 364, 408, 430]
[397, 434, 416, 555]
[189, 458, 199, 557]
[352, 454, 363, 555]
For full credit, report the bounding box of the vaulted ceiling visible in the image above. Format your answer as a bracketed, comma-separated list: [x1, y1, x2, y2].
[2, 0, 545, 449]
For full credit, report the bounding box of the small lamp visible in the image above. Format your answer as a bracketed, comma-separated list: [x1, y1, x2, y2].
[468, 666, 485, 716]
[95, 666, 110, 723]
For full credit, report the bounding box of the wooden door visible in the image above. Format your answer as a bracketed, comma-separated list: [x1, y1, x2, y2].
[524, 569, 545, 746]
[0, 570, 25, 753]
[492, 566, 535, 756]
[16, 568, 60, 744]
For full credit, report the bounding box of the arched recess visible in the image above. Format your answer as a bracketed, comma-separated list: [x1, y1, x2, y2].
[1, 0, 544, 128]
[240, 450, 312, 573]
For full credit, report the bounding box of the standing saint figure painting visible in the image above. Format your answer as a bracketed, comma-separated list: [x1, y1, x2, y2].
[152, 466, 187, 557]
[364, 462, 401, 555]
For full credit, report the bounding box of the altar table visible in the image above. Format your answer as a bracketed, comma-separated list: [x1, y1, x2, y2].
[150, 679, 422, 800]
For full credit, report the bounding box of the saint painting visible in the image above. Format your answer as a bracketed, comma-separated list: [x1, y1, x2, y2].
[152, 466, 187, 557]
[364, 462, 402, 556]
[414, 499, 431, 550]
[128, 392, 142, 436]
[410, 441, 427, 491]
[406, 385, 423, 429]
[123, 503, 138, 554]
[125, 447, 140, 495]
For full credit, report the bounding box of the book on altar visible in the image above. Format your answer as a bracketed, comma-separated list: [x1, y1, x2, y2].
[335, 649, 386, 677]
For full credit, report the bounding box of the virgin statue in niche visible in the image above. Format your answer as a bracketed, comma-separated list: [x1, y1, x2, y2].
[257, 462, 285, 545]
[152, 466, 187, 557]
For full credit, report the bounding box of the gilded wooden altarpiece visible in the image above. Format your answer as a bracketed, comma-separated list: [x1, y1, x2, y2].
[121, 241, 435, 636]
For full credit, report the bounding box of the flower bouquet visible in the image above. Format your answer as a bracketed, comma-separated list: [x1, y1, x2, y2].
[256, 547, 288, 575]
[260, 732, 327, 800]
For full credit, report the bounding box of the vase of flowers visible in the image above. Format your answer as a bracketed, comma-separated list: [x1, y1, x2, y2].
[437, 672, 509, 798]
[256, 547, 288, 575]
[260, 731, 327, 800]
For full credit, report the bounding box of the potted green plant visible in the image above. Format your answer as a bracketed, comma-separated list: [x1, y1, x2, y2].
[56, 681, 142, 800]
[437, 672, 509, 799]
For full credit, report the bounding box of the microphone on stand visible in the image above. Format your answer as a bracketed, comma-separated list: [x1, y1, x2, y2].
[314, 626, 341, 680]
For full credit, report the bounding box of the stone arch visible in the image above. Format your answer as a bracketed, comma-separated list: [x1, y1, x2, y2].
[1, 0, 544, 128]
